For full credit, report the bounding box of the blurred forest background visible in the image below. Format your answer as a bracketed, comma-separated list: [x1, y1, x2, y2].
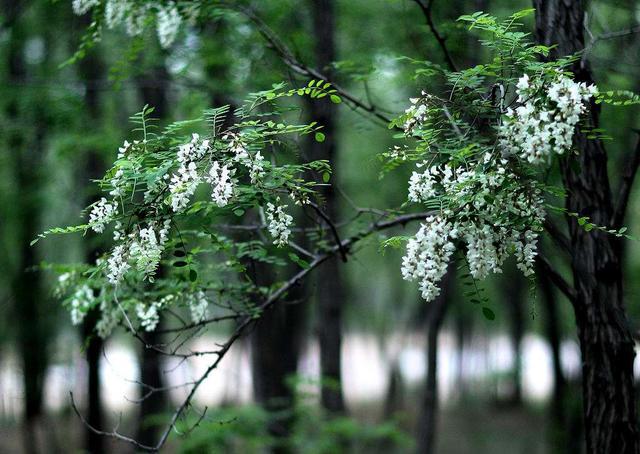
[1, 0, 640, 453]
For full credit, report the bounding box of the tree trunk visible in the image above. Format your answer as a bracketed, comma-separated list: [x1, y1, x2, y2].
[4, 7, 49, 453]
[77, 30, 106, 453]
[307, 0, 346, 415]
[383, 360, 404, 419]
[416, 269, 452, 454]
[82, 309, 105, 454]
[538, 261, 571, 453]
[503, 269, 525, 406]
[251, 289, 305, 454]
[534, 2, 639, 453]
[135, 58, 170, 447]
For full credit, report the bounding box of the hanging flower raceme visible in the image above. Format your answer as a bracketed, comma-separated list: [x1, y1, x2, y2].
[205, 161, 234, 207]
[401, 216, 457, 302]
[395, 69, 592, 302]
[265, 199, 293, 247]
[499, 73, 597, 164]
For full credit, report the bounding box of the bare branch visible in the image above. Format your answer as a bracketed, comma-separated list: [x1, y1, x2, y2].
[612, 133, 640, 228]
[70, 392, 157, 452]
[411, 0, 459, 72]
[307, 201, 348, 262]
[583, 23, 640, 63]
[536, 255, 577, 306]
[544, 219, 572, 256]
[219, 2, 395, 127]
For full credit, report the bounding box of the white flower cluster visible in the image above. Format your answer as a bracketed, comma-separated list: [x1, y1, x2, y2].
[107, 244, 130, 284]
[136, 295, 175, 331]
[129, 220, 171, 280]
[403, 91, 430, 134]
[95, 299, 121, 338]
[69, 285, 95, 325]
[500, 73, 597, 164]
[402, 156, 545, 301]
[169, 133, 211, 212]
[266, 200, 293, 247]
[107, 220, 170, 284]
[205, 161, 234, 207]
[156, 3, 181, 49]
[74, 0, 185, 49]
[72, 0, 98, 15]
[187, 291, 209, 324]
[224, 132, 266, 183]
[408, 166, 438, 202]
[136, 301, 160, 331]
[89, 198, 118, 233]
[401, 217, 457, 302]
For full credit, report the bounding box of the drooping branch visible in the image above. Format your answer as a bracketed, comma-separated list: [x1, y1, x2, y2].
[411, 0, 459, 72]
[74, 210, 434, 451]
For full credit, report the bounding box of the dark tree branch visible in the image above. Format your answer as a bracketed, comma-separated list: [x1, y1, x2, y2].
[307, 201, 348, 262]
[583, 23, 640, 63]
[219, 2, 395, 127]
[544, 219, 572, 256]
[536, 255, 576, 306]
[612, 133, 640, 228]
[70, 392, 156, 452]
[74, 210, 434, 451]
[411, 0, 459, 72]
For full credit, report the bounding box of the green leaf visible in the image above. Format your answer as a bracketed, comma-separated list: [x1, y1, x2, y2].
[330, 94, 342, 104]
[233, 209, 245, 217]
[174, 261, 188, 267]
[482, 307, 496, 321]
[322, 172, 331, 183]
[315, 132, 326, 143]
[189, 269, 198, 282]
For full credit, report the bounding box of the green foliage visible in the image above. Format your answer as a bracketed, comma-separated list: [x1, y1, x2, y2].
[177, 378, 412, 454]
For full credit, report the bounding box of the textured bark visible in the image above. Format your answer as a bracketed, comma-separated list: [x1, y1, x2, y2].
[307, 0, 346, 415]
[416, 270, 452, 454]
[534, 2, 639, 453]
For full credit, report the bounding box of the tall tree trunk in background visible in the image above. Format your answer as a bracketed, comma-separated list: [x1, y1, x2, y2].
[416, 270, 452, 454]
[307, 0, 346, 415]
[135, 60, 170, 447]
[503, 270, 525, 406]
[251, 268, 305, 453]
[4, 7, 49, 453]
[77, 34, 106, 454]
[534, 2, 639, 453]
[537, 261, 571, 454]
